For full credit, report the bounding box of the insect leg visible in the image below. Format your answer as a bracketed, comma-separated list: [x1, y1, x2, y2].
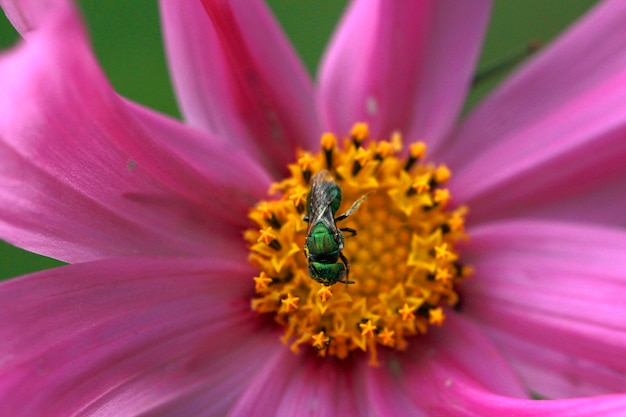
[335, 193, 369, 222]
[338, 252, 355, 284]
[340, 227, 357, 237]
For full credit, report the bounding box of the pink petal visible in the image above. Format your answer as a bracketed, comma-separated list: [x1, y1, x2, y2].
[365, 314, 527, 416]
[318, 0, 490, 144]
[0, 257, 280, 416]
[427, 388, 626, 417]
[0, 7, 271, 262]
[462, 220, 626, 398]
[160, 0, 321, 178]
[444, 0, 626, 226]
[0, 0, 70, 36]
[228, 351, 367, 417]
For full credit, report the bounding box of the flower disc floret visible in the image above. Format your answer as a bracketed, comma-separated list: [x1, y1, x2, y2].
[246, 124, 470, 365]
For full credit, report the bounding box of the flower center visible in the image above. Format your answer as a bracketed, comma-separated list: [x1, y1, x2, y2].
[245, 123, 470, 365]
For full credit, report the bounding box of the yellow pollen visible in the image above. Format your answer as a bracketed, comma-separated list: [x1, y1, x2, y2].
[429, 307, 445, 326]
[398, 303, 417, 321]
[435, 267, 453, 283]
[433, 188, 451, 206]
[246, 123, 470, 364]
[281, 293, 300, 312]
[378, 327, 395, 347]
[288, 188, 308, 208]
[351, 122, 369, 142]
[257, 227, 277, 245]
[312, 331, 330, 349]
[435, 164, 452, 183]
[434, 243, 454, 261]
[253, 272, 273, 292]
[412, 174, 431, 194]
[317, 286, 333, 302]
[359, 320, 376, 337]
[321, 132, 337, 150]
[298, 153, 316, 171]
[409, 141, 427, 159]
[354, 147, 373, 166]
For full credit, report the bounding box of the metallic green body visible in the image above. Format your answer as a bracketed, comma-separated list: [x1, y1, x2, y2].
[303, 170, 366, 286]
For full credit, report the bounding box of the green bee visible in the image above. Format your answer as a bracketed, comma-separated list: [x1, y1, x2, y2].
[303, 170, 368, 286]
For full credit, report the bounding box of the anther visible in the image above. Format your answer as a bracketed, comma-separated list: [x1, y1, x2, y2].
[359, 319, 376, 336]
[317, 286, 333, 302]
[289, 189, 308, 214]
[352, 148, 372, 176]
[351, 123, 369, 149]
[298, 154, 316, 184]
[404, 142, 427, 171]
[321, 133, 337, 169]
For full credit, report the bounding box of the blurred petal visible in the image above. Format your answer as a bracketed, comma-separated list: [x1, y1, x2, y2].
[426, 387, 626, 417]
[228, 351, 368, 417]
[0, 0, 70, 36]
[365, 314, 526, 416]
[462, 220, 626, 398]
[161, 0, 320, 178]
[0, 257, 279, 417]
[318, 0, 490, 145]
[0, 7, 271, 262]
[445, 0, 626, 226]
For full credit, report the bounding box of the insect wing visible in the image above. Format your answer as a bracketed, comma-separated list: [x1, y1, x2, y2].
[306, 172, 340, 235]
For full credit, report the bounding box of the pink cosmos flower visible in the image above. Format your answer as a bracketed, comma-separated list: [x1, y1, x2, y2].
[2, 0, 626, 415]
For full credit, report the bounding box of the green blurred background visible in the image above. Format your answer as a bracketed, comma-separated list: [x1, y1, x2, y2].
[0, 1, 598, 279]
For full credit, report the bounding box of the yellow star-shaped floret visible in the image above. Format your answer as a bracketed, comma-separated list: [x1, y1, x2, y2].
[411, 174, 431, 194]
[297, 153, 316, 171]
[253, 272, 273, 292]
[433, 188, 451, 206]
[311, 331, 330, 349]
[398, 303, 416, 321]
[429, 307, 445, 326]
[378, 327, 395, 347]
[281, 293, 300, 312]
[289, 188, 308, 208]
[359, 319, 376, 337]
[434, 243, 452, 261]
[317, 286, 333, 302]
[435, 268, 452, 283]
[257, 227, 277, 245]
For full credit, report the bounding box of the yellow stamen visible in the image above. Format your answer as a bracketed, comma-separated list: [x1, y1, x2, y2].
[398, 303, 417, 321]
[312, 331, 330, 349]
[317, 286, 333, 302]
[378, 327, 395, 347]
[351, 122, 369, 143]
[411, 174, 431, 194]
[321, 133, 337, 150]
[281, 293, 300, 312]
[253, 272, 273, 292]
[409, 141, 427, 159]
[246, 123, 470, 364]
[434, 164, 451, 183]
[257, 227, 277, 245]
[429, 307, 445, 326]
[359, 319, 376, 337]
[433, 188, 451, 206]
